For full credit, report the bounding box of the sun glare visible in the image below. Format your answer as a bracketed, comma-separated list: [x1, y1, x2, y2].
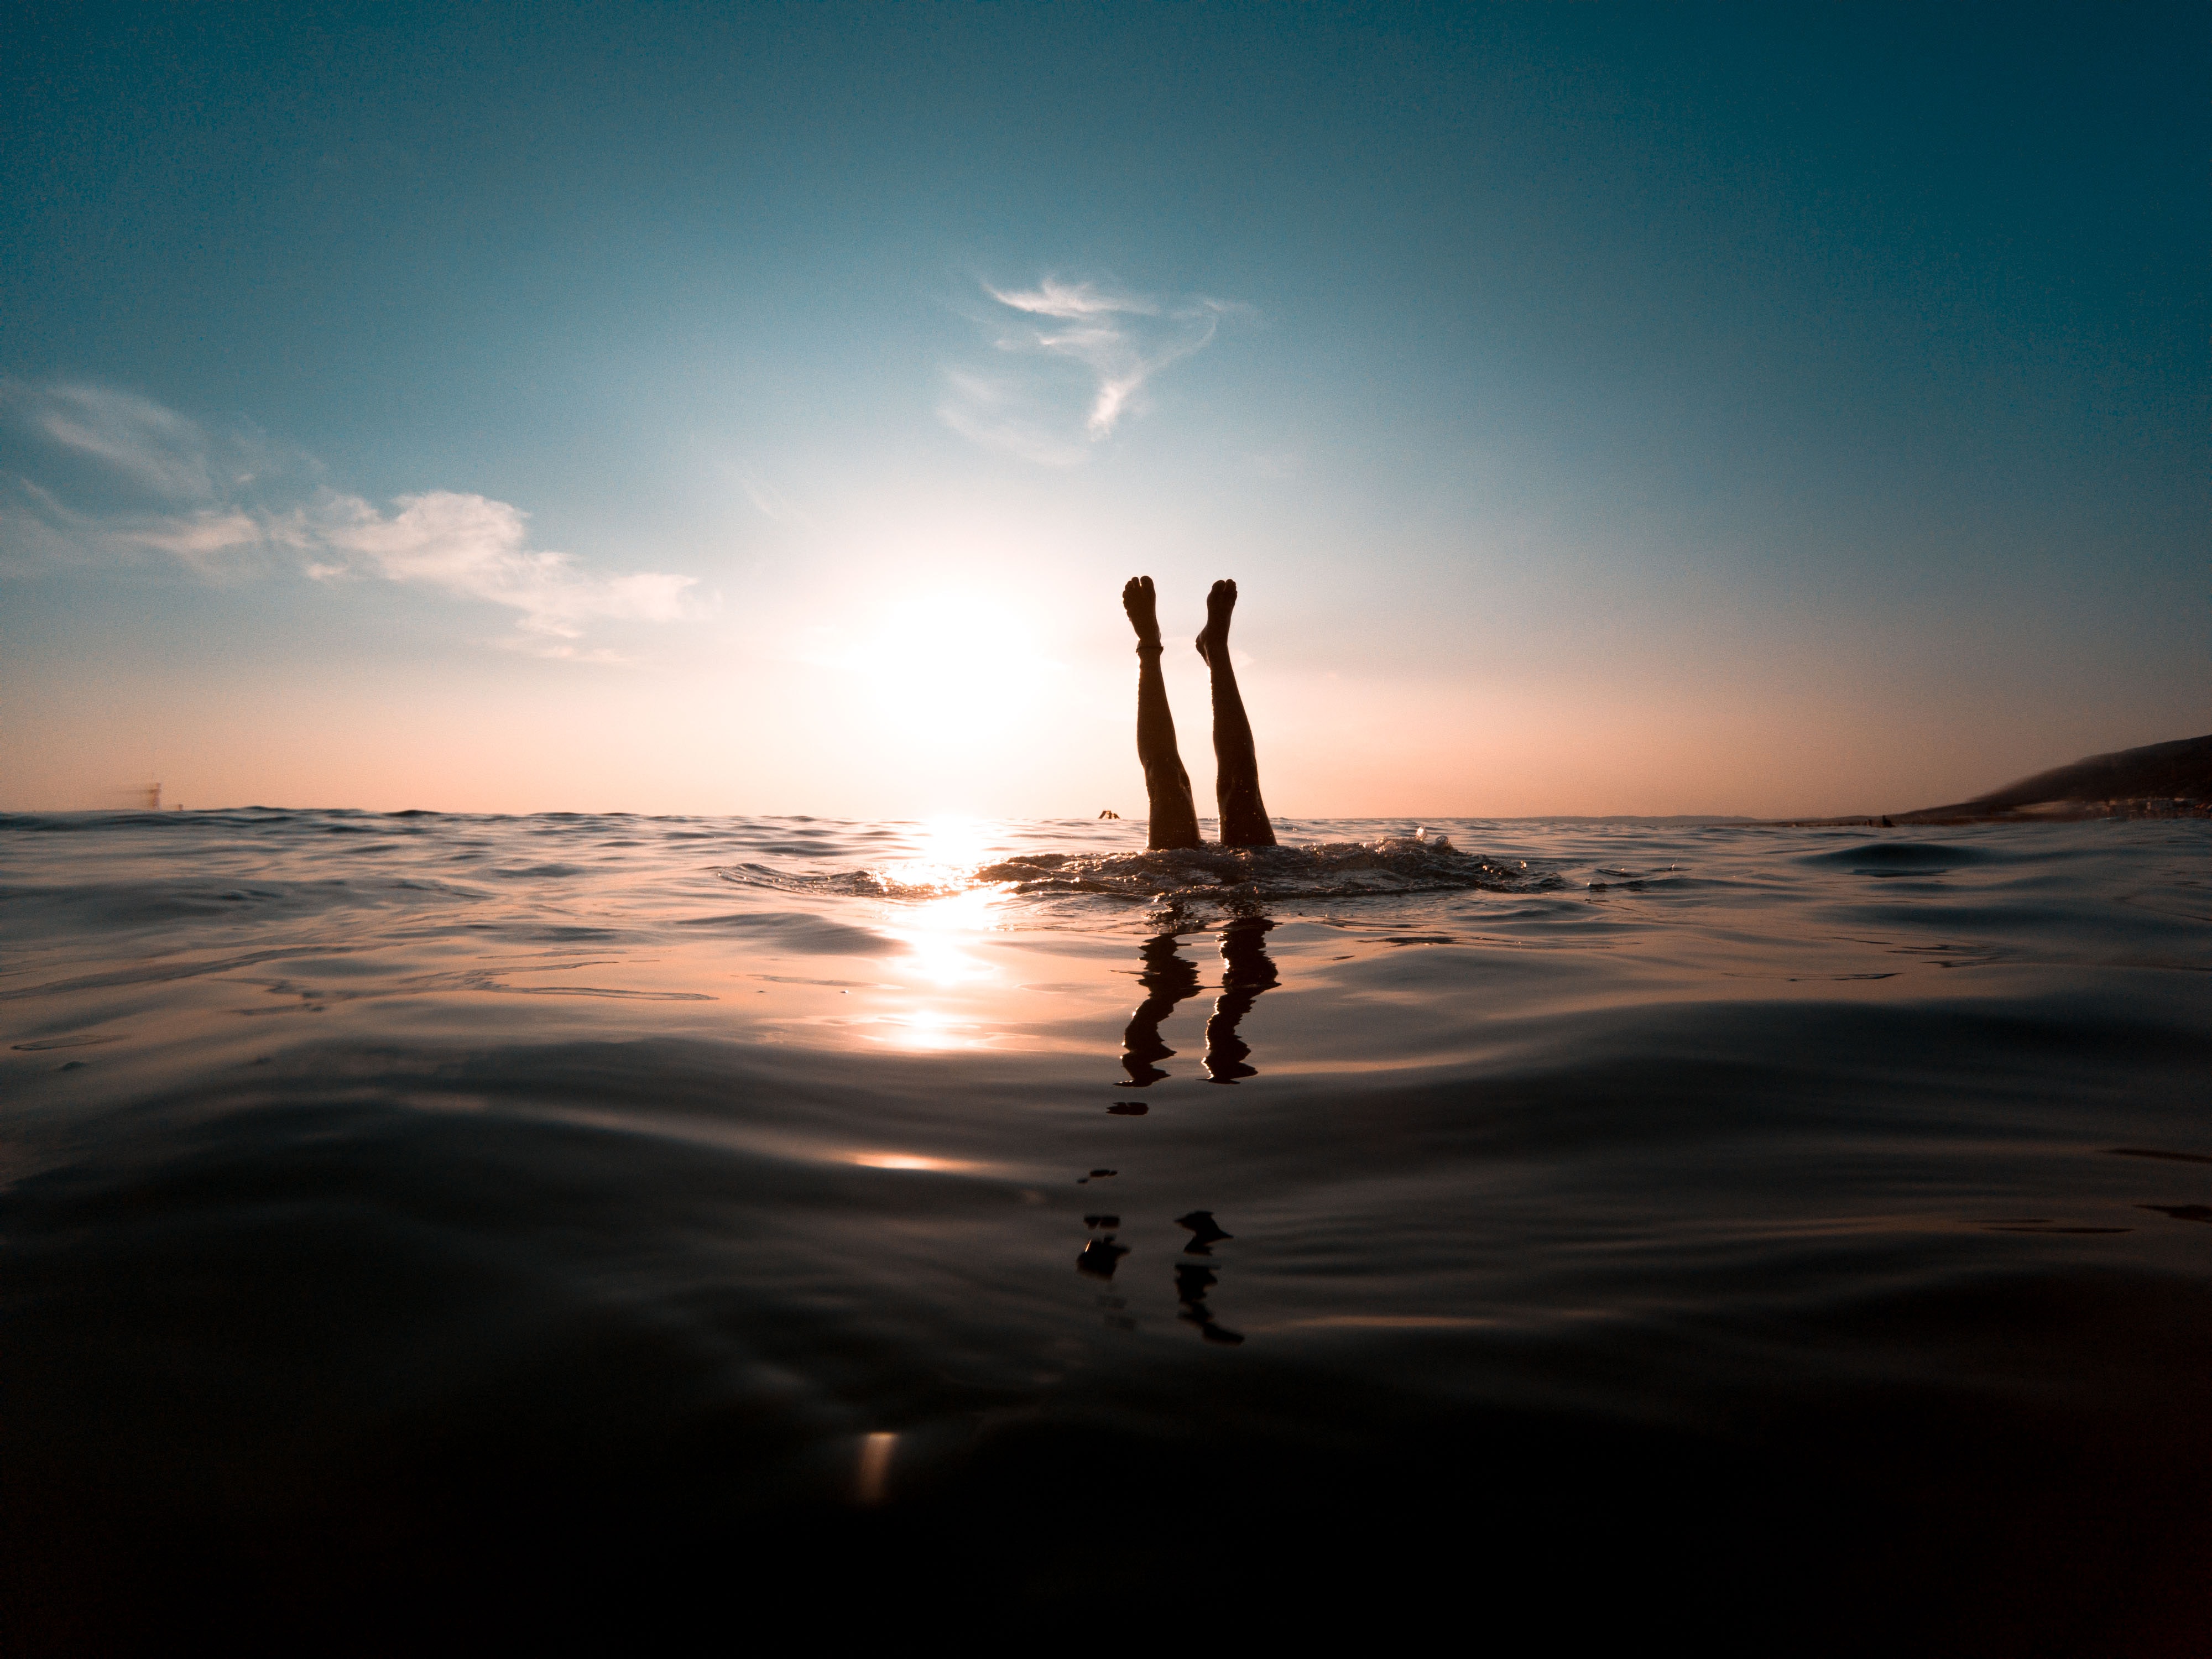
[799, 592, 1066, 757]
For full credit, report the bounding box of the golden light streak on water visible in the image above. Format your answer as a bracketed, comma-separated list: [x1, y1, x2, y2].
[855, 1432, 898, 1505]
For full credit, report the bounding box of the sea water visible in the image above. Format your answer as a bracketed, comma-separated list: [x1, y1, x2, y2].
[4, 811, 2209, 1650]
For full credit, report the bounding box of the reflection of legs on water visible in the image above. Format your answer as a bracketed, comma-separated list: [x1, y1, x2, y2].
[1196, 580, 1276, 848]
[1123, 577, 1202, 851]
[1121, 921, 1278, 1087]
[1174, 1261, 1244, 1344]
[1177, 1214, 1240, 1343]
[1121, 932, 1204, 1086]
[1078, 1211, 1128, 1279]
[1177, 1209, 1232, 1254]
[1203, 915, 1280, 1083]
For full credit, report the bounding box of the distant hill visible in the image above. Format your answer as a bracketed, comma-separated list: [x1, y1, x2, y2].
[1893, 733, 2212, 824]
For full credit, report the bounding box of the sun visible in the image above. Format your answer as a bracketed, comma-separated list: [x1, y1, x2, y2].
[805, 591, 1067, 750]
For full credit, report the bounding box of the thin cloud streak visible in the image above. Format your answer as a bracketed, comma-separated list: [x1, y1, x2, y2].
[3, 476, 271, 580]
[1, 382, 701, 657]
[985, 277, 1161, 322]
[738, 476, 815, 531]
[25, 383, 227, 502]
[941, 276, 1248, 462]
[936, 370, 1091, 467]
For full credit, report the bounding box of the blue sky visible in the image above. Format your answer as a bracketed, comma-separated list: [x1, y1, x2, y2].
[3, 2, 2204, 815]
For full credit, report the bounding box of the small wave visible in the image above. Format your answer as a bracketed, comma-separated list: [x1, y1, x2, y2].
[1802, 841, 2007, 870]
[717, 862, 974, 902]
[675, 909, 896, 955]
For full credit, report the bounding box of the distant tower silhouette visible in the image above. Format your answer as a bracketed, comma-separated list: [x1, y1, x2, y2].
[144, 782, 161, 811]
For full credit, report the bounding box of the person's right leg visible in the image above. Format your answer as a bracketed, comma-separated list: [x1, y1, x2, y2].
[1196, 580, 1277, 847]
[1123, 576, 1202, 850]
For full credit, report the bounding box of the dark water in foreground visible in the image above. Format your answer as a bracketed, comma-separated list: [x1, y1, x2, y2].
[5, 811, 2211, 1651]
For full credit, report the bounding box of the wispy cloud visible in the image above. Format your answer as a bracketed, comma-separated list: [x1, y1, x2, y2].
[20, 382, 234, 504]
[1, 380, 702, 658]
[294, 492, 699, 654]
[737, 475, 815, 531]
[941, 277, 1247, 464]
[935, 370, 1092, 467]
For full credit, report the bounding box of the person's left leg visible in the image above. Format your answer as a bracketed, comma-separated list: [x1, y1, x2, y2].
[1196, 580, 1277, 847]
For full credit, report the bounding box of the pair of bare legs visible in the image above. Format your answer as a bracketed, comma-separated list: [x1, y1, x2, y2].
[1121, 576, 1276, 850]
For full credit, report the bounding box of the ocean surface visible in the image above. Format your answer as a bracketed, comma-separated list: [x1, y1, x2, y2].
[5, 810, 2210, 1650]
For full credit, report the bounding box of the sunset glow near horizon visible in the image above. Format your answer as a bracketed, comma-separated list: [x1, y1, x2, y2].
[3, 6, 2204, 820]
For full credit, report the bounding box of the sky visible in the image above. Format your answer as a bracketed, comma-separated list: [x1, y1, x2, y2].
[2, 1, 2204, 818]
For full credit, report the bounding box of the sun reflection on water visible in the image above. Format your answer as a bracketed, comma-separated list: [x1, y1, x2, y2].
[871, 816, 1001, 894]
[845, 1151, 982, 1172]
[868, 1008, 992, 1050]
[868, 817, 1019, 1048]
[879, 818, 1008, 982]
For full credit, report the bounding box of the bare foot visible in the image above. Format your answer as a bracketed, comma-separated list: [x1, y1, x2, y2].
[1122, 575, 1164, 651]
[1195, 578, 1236, 666]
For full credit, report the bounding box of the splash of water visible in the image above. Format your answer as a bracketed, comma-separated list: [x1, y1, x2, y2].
[718, 834, 1542, 910]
